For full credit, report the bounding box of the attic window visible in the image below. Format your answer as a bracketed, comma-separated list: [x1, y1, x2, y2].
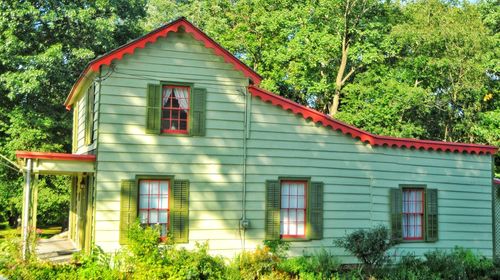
[161, 86, 190, 134]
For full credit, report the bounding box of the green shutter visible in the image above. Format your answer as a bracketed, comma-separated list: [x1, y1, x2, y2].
[119, 179, 138, 245]
[307, 181, 324, 240]
[84, 83, 95, 145]
[265, 180, 280, 240]
[390, 188, 403, 242]
[171, 180, 189, 243]
[191, 88, 206, 136]
[426, 188, 438, 242]
[146, 84, 161, 134]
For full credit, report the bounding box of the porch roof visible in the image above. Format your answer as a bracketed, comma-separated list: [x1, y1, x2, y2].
[15, 151, 95, 175]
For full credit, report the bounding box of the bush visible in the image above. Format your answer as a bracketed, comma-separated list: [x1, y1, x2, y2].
[424, 247, 495, 280]
[233, 246, 279, 280]
[278, 249, 340, 280]
[335, 225, 396, 273]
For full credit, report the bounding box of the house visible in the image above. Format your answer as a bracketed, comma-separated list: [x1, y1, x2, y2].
[15, 18, 499, 262]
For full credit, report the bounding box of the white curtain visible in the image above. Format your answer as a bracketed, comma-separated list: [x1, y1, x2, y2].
[174, 87, 189, 112]
[402, 190, 423, 238]
[163, 88, 173, 106]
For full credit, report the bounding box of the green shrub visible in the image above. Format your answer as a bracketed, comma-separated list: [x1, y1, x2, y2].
[233, 246, 280, 280]
[335, 225, 396, 273]
[164, 242, 228, 280]
[278, 249, 340, 280]
[424, 247, 494, 280]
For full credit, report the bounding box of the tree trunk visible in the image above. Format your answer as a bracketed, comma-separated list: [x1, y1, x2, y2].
[329, 40, 349, 117]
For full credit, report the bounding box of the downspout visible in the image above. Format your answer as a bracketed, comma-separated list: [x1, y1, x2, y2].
[240, 87, 251, 250]
[22, 158, 32, 260]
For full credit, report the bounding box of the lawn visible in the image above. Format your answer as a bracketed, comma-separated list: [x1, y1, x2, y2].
[0, 222, 62, 240]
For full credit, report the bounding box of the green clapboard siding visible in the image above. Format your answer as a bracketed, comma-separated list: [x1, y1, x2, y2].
[91, 29, 494, 259]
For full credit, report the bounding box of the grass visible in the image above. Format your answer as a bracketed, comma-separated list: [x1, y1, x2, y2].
[0, 222, 62, 240]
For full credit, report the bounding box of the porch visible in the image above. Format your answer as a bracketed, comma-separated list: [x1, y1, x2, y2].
[15, 151, 96, 261]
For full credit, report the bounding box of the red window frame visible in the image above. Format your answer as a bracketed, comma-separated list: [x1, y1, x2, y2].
[280, 180, 307, 239]
[161, 85, 190, 134]
[138, 179, 170, 238]
[402, 188, 424, 240]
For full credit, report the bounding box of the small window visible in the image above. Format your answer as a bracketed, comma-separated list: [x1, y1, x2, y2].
[402, 188, 424, 240]
[280, 180, 307, 238]
[138, 179, 170, 238]
[161, 86, 190, 134]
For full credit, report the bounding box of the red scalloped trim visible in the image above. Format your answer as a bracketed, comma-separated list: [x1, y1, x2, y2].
[65, 18, 261, 107]
[248, 85, 498, 155]
[16, 151, 96, 162]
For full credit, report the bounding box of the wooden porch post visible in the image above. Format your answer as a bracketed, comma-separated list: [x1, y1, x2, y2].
[21, 158, 33, 260]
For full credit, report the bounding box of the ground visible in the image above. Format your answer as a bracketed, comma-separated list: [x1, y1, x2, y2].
[0, 222, 62, 241]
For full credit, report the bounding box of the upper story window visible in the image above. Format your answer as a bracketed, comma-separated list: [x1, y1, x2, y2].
[162, 86, 190, 134]
[402, 188, 424, 240]
[139, 179, 170, 238]
[146, 83, 206, 136]
[280, 180, 307, 238]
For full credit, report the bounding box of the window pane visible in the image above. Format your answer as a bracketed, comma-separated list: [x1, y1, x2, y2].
[289, 223, 297, 235]
[297, 196, 305, 208]
[172, 110, 179, 119]
[150, 198, 158, 209]
[151, 182, 159, 194]
[281, 195, 289, 208]
[160, 196, 168, 209]
[140, 181, 149, 195]
[297, 210, 305, 222]
[282, 184, 289, 195]
[159, 211, 168, 223]
[297, 223, 305, 235]
[289, 196, 297, 208]
[162, 120, 171, 129]
[297, 185, 304, 195]
[150, 211, 158, 223]
[139, 210, 148, 223]
[289, 210, 296, 221]
[280, 209, 288, 223]
[139, 196, 149, 209]
[180, 121, 187, 130]
[160, 181, 168, 194]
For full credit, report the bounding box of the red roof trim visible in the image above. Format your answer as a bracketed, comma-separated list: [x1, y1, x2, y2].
[15, 151, 96, 162]
[65, 17, 262, 108]
[248, 85, 498, 155]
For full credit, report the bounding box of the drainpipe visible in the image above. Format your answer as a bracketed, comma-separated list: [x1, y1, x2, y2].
[22, 158, 32, 260]
[240, 87, 251, 250]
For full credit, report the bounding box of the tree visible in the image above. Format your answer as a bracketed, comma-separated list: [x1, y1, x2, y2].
[0, 0, 147, 227]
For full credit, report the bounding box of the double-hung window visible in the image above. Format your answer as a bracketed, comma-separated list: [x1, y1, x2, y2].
[120, 177, 190, 244]
[402, 189, 424, 240]
[280, 181, 306, 238]
[390, 186, 438, 242]
[146, 83, 206, 136]
[138, 179, 170, 238]
[161, 86, 190, 134]
[265, 178, 323, 241]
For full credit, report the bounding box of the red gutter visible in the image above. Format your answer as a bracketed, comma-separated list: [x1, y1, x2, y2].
[15, 151, 96, 162]
[248, 85, 498, 155]
[65, 17, 261, 108]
